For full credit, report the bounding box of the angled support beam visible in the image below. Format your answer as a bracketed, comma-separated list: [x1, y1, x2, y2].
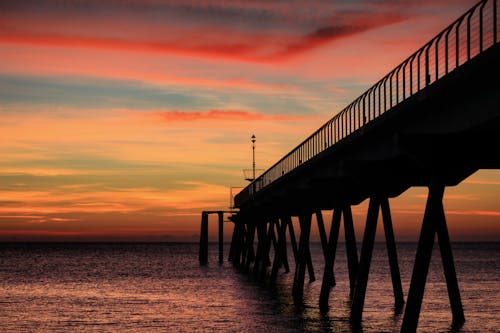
[343, 205, 359, 298]
[243, 224, 256, 273]
[381, 198, 405, 310]
[401, 184, 464, 332]
[319, 207, 342, 309]
[237, 223, 248, 267]
[259, 220, 275, 281]
[292, 212, 313, 302]
[279, 219, 290, 273]
[286, 216, 298, 262]
[228, 221, 236, 263]
[316, 210, 335, 287]
[252, 222, 267, 278]
[231, 220, 244, 267]
[270, 218, 289, 283]
[350, 197, 380, 326]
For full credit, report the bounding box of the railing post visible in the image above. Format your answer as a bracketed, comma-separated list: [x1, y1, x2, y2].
[494, 0, 498, 43]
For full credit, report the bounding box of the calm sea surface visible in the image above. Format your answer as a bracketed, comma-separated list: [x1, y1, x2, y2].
[0, 242, 498, 332]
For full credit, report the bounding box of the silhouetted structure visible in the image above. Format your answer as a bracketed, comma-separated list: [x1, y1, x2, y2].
[200, 1, 499, 332]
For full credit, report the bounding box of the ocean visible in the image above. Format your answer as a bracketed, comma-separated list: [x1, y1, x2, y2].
[0, 242, 498, 332]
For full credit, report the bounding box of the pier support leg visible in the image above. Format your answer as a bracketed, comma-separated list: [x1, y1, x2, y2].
[270, 220, 286, 284]
[350, 197, 380, 326]
[253, 222, 267, 278]
[343, 205, 359, 298]
[437, 202, 465, 327]
[319, 207, 341, 310]
[260, 220, 275, 281]
[287, 216, 298, 262]
[218, 212, 224, 264]
[243, 224, 256, 273]
[231, 221, 244, 267]
[279, 219, 290, 273]
[401, 184, 464, 332]
[237, 223, 248, 267]
[228, 220, 236, 263]
[381, 198, 405, 310]
[306, 245, 316, 282]
[317, 210, 335, 287]
[293, 213, 312, 302]
[199, 212, 209, 265]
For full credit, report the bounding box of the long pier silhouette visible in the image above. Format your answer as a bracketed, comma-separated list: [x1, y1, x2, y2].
[199, 1, 499, 331]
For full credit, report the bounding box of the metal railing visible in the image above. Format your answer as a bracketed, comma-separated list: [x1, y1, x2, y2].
[238, 0, 498, 203]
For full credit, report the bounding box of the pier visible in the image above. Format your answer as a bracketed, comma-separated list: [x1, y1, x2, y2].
[200, 1, 499, 331]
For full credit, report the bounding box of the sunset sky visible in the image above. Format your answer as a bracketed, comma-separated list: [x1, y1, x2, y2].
[1, 0, 498, 242]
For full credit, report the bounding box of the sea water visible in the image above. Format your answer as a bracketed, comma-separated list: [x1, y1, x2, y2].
[0, 242, 498, 332]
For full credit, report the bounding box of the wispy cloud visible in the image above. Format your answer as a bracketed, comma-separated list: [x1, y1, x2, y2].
[154, 109, 303, 122]
[0, 0, 410, 62]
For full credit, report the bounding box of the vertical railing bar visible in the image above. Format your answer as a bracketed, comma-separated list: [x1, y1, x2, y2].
[395, 67, 400, 104]
[479, 1, 485, 52]
[467, 10, 473, 60]
[389, 73, 393, 108]
[417, 49, 422, 90]
[372, 86, 376, 120]
[425, 42, 431, 86]
[456, 19, 461, 67]
[378, 81, 382, 116]
[435, 35, 442, 81]
[409, 55, 415, 95]
[445, 27, 452, 74]
[384, 77, 387, 112]
[362, 96, 366, 125]
[402, 62, 407, 100]
[495, 0, 498, 43]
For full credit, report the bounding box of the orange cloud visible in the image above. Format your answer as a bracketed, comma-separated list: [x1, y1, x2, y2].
[154, 109, 303, 122]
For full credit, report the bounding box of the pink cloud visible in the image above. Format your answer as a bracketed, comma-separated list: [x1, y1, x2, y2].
[0, 3, 408, 63]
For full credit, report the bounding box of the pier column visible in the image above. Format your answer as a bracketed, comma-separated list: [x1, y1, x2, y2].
[292, 212, 313, 302]
[271, 218, 288, 283]
[253, 222, 267, 278]
[343, 205, 359, 298]
[317, 210, 335, 287]
[218, 212, 224, 264]
[319, 207, 341, 309]
[401, 184, 464, 332]
[259, 220, 275, 281]
[228, 220, 236, 263]
[278, 219, 290, 273]
[231, 220, 243, 267]
[286, 216, 298, 262]
[243, 224, 256, 273]
[381, 198, 404, 309]
[199, 212, 209, 265]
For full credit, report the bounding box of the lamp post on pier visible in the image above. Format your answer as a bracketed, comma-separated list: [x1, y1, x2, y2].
[251, 134, 256, 181]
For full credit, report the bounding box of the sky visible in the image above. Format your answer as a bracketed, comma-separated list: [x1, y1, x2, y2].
[1, 0, 498, 242]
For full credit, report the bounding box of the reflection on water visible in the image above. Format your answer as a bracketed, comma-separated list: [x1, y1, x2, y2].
[0, 242, 498, 332]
